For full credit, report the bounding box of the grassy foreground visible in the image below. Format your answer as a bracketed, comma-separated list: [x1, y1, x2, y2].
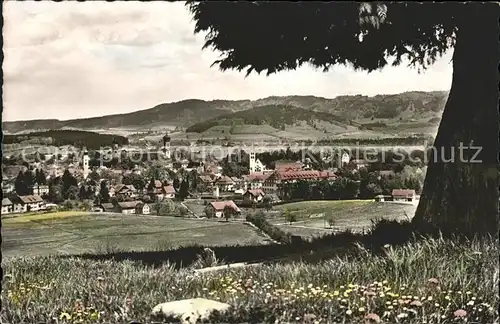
[2, 236, 498, 323]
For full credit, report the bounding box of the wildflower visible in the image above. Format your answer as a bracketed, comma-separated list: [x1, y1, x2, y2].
[427, 278, 439, 285]
[397, 313, 408, 319]
[303, 313, 317, 323]
[359, 307, 366, 312]
[365, 313, 381, 323]
[333, 291, 340, 296]
[454, 309, 467, 318]
[96, 276, 105, 282]
[410, 300, 423, 307]
[382, 280, 388, 285]
[445, 295, 451, 301]
[346, 310, 353, 315]
[364, 290, 376, 298]
[60, 312, 72, 320]
[427, 296, 433, 301]
[467, 300, 474, 306]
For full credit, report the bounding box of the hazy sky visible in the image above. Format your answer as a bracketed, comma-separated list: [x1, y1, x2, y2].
[3, 2, 453, 122]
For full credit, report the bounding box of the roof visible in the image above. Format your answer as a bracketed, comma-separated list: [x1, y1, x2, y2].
[18, 195, 44, 204]
[245, 189, 265, 197]
[215, 176, 235, 185]
[163, 185, 176, 194]
[244, 172, 270, 182]
[115, 184, 136, 193]
[101, 203, 115, 210]
[2, 198, 13, 206]
[275, 160, 303, 171]
[117, 201, 141, 209]
[392, 189, 416, 197]
[271, 170, 337, 181]
[209, 200, 241, 212]
[198, 175, 214, 183]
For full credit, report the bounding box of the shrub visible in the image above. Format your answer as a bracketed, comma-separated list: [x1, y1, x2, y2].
[246, 212, 297, 245]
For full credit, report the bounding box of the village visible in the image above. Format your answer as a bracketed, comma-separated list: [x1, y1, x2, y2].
[2, 138, 422, 220]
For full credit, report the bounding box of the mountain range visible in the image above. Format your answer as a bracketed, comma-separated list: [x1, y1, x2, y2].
[2, 91, 448, 134]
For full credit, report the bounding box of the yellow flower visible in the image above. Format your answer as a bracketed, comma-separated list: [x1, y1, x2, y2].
[382, 280, 389, 285]
[333, 291, 340, 296]
[445, 295, 451, 301]
[59, 312, 72, 320]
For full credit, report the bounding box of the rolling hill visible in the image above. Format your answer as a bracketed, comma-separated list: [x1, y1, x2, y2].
[185, 105, 352, 133]
[2, 91, 448, 134]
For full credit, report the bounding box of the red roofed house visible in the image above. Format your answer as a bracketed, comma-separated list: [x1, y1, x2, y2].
[148, 180, 165, 200]
[162, 185, 176, 199]
[204, 200, 241, 219]
[263, 170, 337, 197]
[391, 189, 416, 202]
[242, 189, 265, 205]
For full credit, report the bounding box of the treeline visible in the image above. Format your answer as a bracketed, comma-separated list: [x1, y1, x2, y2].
[3, 130, 128, 149]
[316, 135, 434, 146]
[186, 105, 346, 133]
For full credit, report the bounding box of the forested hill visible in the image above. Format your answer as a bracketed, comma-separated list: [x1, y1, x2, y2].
[3, 91, 448, 133]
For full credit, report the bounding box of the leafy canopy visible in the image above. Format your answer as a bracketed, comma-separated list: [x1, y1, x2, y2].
[186, 1, 463, 75]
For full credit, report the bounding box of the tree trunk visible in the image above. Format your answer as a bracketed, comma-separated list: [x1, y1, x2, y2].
[412, 5, 499, 234]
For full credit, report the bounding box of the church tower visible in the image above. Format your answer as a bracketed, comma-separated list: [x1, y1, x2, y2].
[249, 152, 256, 173]
[82, 150, 89, 179]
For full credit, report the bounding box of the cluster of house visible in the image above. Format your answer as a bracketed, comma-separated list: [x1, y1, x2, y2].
[1, 145, 416, 219]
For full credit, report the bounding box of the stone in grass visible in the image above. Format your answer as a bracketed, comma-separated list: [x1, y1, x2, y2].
[151, 298, 231, 324]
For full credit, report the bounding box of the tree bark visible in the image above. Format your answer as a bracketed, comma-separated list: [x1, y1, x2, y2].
[412, 5, 500, 234]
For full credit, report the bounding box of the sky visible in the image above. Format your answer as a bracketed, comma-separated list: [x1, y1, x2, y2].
[2, 2, 453, 122]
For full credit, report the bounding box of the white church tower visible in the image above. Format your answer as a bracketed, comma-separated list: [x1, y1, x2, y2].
[82, 150, 90, 179]
[249, 152, 256, 173]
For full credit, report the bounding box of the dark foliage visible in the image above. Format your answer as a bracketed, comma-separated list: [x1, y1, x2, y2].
[3, 130, 128, 150]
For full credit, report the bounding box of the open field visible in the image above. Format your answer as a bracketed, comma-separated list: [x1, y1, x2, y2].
[2, 235, 498, 323]
[2, 212, 271, 257]
[270, 200, 417, 237]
